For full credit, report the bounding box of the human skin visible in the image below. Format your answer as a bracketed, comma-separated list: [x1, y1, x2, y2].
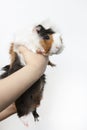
[0, 103, 16, 121]
[0, 46, 48, 120]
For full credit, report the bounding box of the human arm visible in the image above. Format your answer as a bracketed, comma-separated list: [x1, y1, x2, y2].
[0, 46, 48, 112]
[0, 103, 16, 121]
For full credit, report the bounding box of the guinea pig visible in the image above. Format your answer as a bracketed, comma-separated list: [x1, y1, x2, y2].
[0, 23, 64, 126]
[13, 24, 64, 66]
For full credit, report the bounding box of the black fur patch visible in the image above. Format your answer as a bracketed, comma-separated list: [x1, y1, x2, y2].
[36, 24, 55, 40]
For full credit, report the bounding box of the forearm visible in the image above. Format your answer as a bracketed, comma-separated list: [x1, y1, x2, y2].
[0, 104, 16, 121]
[0, 57, 48, 112]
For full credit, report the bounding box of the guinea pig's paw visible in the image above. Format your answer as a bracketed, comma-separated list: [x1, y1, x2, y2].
[48, 61, 56, 67]
[36, 48, 45, 54]
[34, 117, 39, 122]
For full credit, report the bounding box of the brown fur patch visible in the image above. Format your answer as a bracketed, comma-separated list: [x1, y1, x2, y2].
[9, 43, 16, 68]
[40, 35, 54, 54]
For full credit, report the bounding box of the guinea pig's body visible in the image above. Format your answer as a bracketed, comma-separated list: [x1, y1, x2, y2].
[0, 23, 64, 125]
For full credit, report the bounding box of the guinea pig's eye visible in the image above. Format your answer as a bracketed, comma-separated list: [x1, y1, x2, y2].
[43, 35, 50, 40]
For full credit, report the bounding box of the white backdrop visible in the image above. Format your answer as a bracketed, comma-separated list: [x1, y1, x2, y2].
[0, 0, 87, 130]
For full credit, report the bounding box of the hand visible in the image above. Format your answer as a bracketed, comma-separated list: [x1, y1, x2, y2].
[18, 45, 49, 72]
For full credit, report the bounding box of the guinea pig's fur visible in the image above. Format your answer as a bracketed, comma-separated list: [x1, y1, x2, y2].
[0, 23, 64, 124]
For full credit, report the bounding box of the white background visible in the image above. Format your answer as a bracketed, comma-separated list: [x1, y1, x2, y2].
[0, 0, 87, 130]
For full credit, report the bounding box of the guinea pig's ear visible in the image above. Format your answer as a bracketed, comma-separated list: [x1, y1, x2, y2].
[46, 28, 55, 34]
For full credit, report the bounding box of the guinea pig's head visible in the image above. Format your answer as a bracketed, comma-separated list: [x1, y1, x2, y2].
[33, 24, 64, 56]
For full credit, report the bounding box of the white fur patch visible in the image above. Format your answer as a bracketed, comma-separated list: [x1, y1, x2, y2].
[20, 114, 30, 127]
[49, 33, 64, 55]
[13, 29, 44, 65]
